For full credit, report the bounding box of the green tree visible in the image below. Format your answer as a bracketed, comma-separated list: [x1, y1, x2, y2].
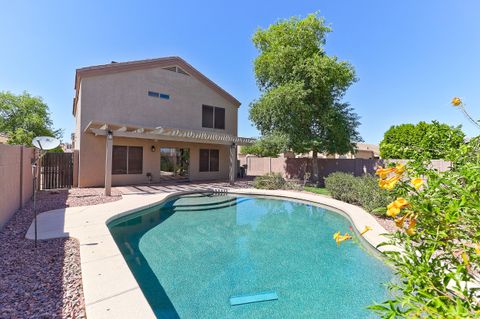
[379, 121, 465, 159]
[249, 13, 362, 184]
[0, 91, 62, 146]
[240, 132, 288, 157]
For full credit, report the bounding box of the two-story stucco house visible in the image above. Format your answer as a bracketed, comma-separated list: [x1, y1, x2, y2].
[73, 57, 253, 194]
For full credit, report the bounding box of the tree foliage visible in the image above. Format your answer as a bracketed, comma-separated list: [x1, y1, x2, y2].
[240, 132, 288, 157]
[249, 13, 362, 159]
[0, 91, 62, 146]
[379, 121, 465, 159]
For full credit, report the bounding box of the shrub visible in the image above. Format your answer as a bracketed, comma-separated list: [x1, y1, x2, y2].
[355, 175, 392, 212]
[253, 173, 286, 190]
[324, 172, 391, 214]
[324, 172, 359, 204]
[253, 172, 302, 190]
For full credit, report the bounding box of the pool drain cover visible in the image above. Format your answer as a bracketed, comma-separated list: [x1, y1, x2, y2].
[229, 291, 278, 306]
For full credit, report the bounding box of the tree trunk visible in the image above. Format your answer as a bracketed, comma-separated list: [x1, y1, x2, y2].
[312, 150, 319, 186]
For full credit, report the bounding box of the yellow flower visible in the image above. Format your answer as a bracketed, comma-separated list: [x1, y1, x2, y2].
[394, 197, 409, 208]
[333, 232, 352, 245]
[378, 179, 387, 188]
[461, 251, 470, 267]
[393, 163, 406, 175]
[451, 97, 462, 106]
[376, 167, 394, 179]
[380, 175, 401, 190]
[406, 215, 417, 235]
[360, 226, 372, 236]
[394, 214, 409, 228]
[386, 198, 408, 218]
[475, 244, 480, 255]
[411, 178, 424, 189]
[387, 206, 400, 217]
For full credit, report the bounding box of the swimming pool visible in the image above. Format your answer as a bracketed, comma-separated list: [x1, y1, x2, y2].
[108, 193, 392, 318]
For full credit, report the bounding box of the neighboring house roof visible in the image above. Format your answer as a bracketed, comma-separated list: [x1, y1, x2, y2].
[355, 143, 380, 156]
[73, 56, 241, 116]
[0, 133, 8, 144]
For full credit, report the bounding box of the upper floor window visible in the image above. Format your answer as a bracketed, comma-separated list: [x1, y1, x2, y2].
[202, 105, 225, 130]
[148, 91, 170, 100]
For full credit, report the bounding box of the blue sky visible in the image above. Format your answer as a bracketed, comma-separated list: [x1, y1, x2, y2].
[1, 0, 479, 143]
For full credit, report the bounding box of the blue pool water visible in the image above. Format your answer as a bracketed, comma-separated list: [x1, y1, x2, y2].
[108, 193, 392, 318]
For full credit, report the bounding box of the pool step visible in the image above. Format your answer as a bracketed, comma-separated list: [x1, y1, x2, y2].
[229, 291, 278, 306]
[173, 197, 237, 208]
[170, 198, 250, 212]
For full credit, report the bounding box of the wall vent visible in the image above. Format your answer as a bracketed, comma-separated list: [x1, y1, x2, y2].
[163, 65, 190, 76]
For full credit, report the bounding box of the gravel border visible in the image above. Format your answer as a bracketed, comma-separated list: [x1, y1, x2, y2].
[0, 188, 121, 319]
[371, 214, 396, 233]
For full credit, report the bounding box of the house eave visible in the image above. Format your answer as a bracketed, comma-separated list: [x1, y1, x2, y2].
[72, 56, 241, 117]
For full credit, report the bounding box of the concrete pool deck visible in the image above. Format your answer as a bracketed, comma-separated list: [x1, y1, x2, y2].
[26, 185, 392, 319]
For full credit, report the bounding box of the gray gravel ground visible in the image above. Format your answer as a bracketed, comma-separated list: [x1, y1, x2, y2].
[0, 188, 121, 319]
[372, 214, 396, 233]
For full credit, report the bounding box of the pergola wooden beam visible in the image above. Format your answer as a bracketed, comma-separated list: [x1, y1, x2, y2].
[85, 121, 255, 145]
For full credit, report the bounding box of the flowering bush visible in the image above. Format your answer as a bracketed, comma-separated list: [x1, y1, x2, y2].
[370, 98, 480, 318]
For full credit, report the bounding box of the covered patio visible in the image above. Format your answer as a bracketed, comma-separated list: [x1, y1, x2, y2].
[83, 121, 254, 195]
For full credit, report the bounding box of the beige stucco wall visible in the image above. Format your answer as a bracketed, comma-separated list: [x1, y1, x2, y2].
[78, 66, 238, 136]
[75, 65, 239, 187]
[78, 134, 230, 187]
[0, 144, 34, 229]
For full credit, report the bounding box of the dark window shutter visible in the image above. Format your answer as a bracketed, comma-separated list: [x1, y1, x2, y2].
[199, 149, 210, 172]
[214, 107, 225, 129]
[202, 105, 214, 128]
[128, 146, 143, 174]
[209, 149, 219, 172]
[112, 146, 127, 174]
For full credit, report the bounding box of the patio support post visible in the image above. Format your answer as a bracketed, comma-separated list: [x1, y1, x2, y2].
[229, 143, 236, 185]
[105, 130, 113, 196]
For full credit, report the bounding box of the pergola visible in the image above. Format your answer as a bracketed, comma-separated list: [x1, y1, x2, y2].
[84, 121, 255, 195]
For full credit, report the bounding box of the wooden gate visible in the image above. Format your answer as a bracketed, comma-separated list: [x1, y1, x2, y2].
[40, 152, 74, 189]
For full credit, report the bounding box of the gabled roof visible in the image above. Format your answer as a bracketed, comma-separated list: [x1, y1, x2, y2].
[73, 56, 241, 116]
[355, 143, 380, 156]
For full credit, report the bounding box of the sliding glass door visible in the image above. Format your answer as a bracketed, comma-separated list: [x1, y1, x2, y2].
[160, 148, 190, 180]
